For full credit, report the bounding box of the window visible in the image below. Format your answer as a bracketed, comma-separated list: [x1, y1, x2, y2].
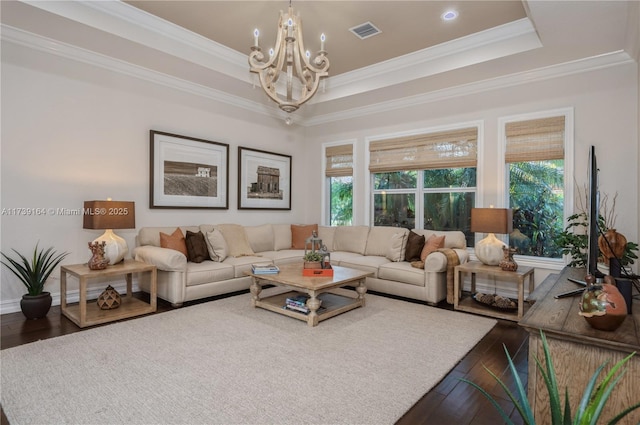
[505, 115, 566, 259]
[369, 126, 477, 240]
[326, 144, 353, 225]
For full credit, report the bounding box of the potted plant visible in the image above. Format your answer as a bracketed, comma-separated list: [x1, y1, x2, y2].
[1, 243, 69, 319]
[461, 330, 640, 425]
[303, 251, 324, 269]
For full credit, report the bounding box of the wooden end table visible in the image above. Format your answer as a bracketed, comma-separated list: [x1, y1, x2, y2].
[60, 259, 157, 328]
[453, 261, 534, 321]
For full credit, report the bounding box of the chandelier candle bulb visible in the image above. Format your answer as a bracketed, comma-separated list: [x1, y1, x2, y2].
[321, 33, 325, 50]
[254, 29, 259, 46]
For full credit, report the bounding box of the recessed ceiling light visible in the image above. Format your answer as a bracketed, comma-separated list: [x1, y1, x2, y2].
[442, 10, 458, 21]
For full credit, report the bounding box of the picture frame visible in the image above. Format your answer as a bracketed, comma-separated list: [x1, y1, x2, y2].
[150, 130, 229, 209]
[238, 147, 292, 210]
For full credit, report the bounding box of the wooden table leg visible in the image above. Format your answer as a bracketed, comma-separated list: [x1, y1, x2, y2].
[60, 270, 67, 311]
[355, 279, 367, 306]
[307, 291, 322, 327]
[79, 276, 87, 327]
[518, 276, 525, 319]
[250, 277, 262, 307]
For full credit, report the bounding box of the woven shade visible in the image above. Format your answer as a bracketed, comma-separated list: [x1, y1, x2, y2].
[325, 144, 353, 177]
[369, 127, 477, 172]
[505, 116, 565, 163]
[471, 208, 513, 234]
[83, 201, 135, 230]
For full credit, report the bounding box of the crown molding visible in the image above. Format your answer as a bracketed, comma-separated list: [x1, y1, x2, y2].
[303, 51, 634, 127]
[2, 23, 633, 128]
[1, 24, 279, 119]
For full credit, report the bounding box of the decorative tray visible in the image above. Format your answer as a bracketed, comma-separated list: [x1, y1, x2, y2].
[472, 292, 517, 311]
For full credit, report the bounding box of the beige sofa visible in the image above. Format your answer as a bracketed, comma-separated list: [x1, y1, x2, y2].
[133, 224, 469, 307]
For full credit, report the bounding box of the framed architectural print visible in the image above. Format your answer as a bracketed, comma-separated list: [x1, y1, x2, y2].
[238, 147, 292, 210]
[150, 130, 229, 209]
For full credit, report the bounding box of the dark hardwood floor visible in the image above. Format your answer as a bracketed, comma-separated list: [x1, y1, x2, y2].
[1, 291, 529, 425]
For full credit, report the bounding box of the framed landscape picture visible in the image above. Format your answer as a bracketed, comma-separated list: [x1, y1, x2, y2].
[150, 131, 229, 209]
[238, 147, 291, 210]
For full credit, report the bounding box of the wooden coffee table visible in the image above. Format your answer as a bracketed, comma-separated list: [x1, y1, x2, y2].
[248, 264, 372, 326]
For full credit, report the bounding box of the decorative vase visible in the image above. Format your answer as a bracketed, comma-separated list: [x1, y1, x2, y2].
[598, 229, 627, 265]
[499, 247, 518, 271]
[88, 241, 109, 270]
[20, 292, 52, 320]
[97, 285, 121, 310]
[578, 277, 627, 331]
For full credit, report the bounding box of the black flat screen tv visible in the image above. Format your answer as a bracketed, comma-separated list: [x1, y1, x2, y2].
[586, 145, 603, 279]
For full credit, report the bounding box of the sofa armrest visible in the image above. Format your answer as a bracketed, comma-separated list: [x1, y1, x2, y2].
[423, 248, 469, 272]
[133, 245, 187, 271]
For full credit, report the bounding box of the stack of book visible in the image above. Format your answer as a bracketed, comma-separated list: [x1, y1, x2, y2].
[284, 294, 310, 314]
[251, 264, 279, 275]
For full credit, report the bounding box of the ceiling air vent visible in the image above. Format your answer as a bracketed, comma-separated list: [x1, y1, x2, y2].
[349, 21, 381, 40]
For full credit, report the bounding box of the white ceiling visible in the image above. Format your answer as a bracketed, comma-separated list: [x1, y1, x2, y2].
[1, 1, 637, 125]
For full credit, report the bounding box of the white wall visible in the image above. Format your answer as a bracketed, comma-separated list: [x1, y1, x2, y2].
[305, 61, 639, 289]
[0, 42, 310, 311]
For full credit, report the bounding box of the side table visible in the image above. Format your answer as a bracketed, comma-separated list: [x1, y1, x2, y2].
[60, 259, 157, 328]
[453, 261, 534, 321]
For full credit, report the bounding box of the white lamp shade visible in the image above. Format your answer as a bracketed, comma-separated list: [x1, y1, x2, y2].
[474, 233, 507, 266]
[93, 229, 128, 265]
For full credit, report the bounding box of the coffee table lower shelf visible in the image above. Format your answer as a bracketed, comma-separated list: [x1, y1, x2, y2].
[255, 290, 363, 325]
[455, 294, 530, 321]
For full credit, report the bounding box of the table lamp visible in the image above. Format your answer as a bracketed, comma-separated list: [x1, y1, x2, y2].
[83, 200, 135, 265]
[471, 207, 513, 266]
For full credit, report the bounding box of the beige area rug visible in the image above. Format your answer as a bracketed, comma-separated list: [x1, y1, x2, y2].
[1, 292, 496, 425]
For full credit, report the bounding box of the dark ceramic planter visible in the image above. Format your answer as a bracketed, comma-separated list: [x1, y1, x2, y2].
[20, 292, 52, 320]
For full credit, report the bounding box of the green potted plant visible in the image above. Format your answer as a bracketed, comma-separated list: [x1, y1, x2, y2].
[461, 330, 640, 425]
[303, 251, 324, 269]
[1, 243, 69, 319]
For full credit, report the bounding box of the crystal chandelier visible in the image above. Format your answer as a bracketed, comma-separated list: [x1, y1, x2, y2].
[249, 2, 330, 113]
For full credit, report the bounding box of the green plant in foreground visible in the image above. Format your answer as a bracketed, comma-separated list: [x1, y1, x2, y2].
[1, 243, 69, 295]
[461, 330, 640, 425]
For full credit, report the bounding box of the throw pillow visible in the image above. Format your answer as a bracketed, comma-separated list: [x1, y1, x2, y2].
[217, 224, 255, 257]
[404, 231, 425, 262]
[420, 235, 446, 261]
[386, 232, 407, 262]
[185, 230, 210, 263]
[205, 229, 228, 262]
[291, 224, 318, 249]
[159, 228, 188, 257]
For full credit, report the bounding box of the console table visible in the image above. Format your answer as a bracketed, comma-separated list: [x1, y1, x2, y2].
[60, 260, 157, 328]
[519, 267, 640, 424]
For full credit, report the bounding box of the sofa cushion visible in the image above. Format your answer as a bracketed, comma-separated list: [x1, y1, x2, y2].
[160, 228, 188, 257]
[185, 231, 210, 263]
[405, 231, 425, 262]
[318, 226, 336, 251]
[365, 226, 409, 257]
[205, 229, 228, 262]
[291, 224, 318, 249]
[217, 224, 255, 257]
[386, 232, 408, 262]
[339, 255, 390, 278]
[260, 249, 304, 265]
[186, 261, 235, 286]
[245, 224, 274, 253]
[273, 224, 292, 250]
[223, 256, 271, 278]
[333, 226, 369, 254]
[420, 234, 445, 261]
[378, 262, 426, 287]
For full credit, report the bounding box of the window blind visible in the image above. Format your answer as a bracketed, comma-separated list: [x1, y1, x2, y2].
[369, 127, 477, 172]
[505, 116, 565, 163]
[325, 144, 353, 177]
